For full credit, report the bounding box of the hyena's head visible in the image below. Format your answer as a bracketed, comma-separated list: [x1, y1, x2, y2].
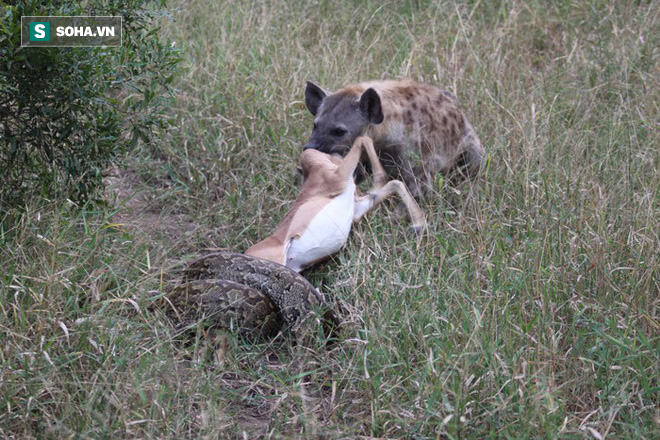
[303, 81, 384, 155]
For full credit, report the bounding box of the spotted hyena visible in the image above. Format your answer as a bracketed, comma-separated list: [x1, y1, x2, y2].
[303, 79, 484, 199]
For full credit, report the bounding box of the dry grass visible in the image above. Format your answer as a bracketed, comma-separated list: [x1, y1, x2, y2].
[1, 0, 659, 438]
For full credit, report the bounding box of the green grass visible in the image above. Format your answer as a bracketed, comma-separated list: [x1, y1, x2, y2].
[1, 0, 659, 437]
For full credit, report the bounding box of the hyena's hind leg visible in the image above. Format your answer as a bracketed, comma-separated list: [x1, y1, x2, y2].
[451, 120, 485, 182]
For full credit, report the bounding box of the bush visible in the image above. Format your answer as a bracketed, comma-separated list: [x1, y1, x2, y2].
[0, 0, 180, 212]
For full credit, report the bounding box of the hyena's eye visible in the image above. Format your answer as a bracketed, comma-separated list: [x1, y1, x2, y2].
[331, 127, 347, 137]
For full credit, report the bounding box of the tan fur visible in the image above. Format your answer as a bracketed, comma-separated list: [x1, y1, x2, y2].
[328, 79, 483, 196]
[245, 136, 425, 271]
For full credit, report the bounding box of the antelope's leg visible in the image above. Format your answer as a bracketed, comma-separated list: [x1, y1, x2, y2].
[338, 136, 386, 187]
[335, 136, 369, 181]
[359, 136, 388, 189]
[353, 180, 427, 232]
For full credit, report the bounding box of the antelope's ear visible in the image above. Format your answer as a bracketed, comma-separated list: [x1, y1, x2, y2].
[305, 81, 329, 116]
[359, 87, 384, 124]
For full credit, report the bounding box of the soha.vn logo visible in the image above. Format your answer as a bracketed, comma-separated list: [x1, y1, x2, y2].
[55, 25, 116, 37]
[30, 22, 50, 41]
[29, 21, 116, 40]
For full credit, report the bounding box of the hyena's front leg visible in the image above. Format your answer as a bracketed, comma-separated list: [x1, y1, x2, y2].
[376, 145, 423, 200]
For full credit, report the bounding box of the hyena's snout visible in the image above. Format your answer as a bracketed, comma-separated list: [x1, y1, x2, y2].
[303, 137, 351, 156]
[302, 141, 319, 151]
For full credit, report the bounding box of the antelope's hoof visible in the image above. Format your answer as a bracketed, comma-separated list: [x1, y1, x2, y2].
[410, 223, 426, 237]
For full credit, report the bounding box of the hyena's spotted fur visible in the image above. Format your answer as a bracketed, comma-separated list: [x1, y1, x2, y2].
[304, 79, 484, 199]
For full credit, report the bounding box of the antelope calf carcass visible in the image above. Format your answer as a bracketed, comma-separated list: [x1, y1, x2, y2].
[245, 136, 426, 272]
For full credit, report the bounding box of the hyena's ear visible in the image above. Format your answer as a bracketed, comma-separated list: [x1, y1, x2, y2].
[359, 88, 384, 124]
[305, 81, 329, 116]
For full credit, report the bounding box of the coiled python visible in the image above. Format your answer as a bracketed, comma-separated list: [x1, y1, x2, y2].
[163, 252, 337, 340]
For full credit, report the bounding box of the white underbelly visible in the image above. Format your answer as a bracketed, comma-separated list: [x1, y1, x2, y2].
[286, 181, 355, 272]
